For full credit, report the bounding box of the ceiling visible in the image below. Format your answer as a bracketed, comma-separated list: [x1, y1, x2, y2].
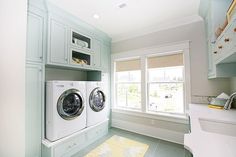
[48, 0, 201, 42]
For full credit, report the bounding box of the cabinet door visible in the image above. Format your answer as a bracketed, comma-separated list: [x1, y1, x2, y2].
[207, 40, 215, 78]
[48, 19, 68, 64]
[26, 11, 44, 63]
[92, 39, 101, 68]
[101, 44, 110, 72]
[26, 64, 43, 157]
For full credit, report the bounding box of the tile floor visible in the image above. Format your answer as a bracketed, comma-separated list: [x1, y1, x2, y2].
[72, 127, 192, 157]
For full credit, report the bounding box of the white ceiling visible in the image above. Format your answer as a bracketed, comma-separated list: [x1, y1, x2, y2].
[48, 0, 201, 42]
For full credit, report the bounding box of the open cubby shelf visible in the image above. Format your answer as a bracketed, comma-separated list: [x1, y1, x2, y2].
[72, 50, 91, 66]
[72, 31, 91, 49]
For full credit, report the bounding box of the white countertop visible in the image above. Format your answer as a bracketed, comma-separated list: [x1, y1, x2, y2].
[184, 104, 236, 157]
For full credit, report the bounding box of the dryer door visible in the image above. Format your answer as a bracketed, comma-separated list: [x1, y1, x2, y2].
[57, 89, 84, 120]
[89, 87, 106, 112]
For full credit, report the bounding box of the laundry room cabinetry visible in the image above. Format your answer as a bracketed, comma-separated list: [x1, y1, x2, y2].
[92, 39, 102, 68]
[101, 43, 111, 73]
[42, 119, 109, 157]
[45, 3, 111, 72]
[47, 17, 69, 65]
[26, 10, 45, 63]
[25, 63, 44, 157]
[26, 3, 46, 157]
[199, 0, 236, 78]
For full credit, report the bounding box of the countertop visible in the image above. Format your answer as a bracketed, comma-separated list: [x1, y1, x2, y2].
[184, 104, 236, 157]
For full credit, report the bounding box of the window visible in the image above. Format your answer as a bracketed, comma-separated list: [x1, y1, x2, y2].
[112, 42, 190, 118]
[115, 59, 141, 110]
[147, 53, 184, 114]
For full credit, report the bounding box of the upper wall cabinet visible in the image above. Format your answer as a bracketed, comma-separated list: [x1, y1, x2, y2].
[199, 0, 236, 78]
[26, 8, 46, 63]
[92, 39, 102, 68]
[47, 17, 69, 65]
[45, 3, 111, 72]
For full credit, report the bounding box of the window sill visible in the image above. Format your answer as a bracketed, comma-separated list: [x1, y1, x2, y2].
[112, 108, 188, 124]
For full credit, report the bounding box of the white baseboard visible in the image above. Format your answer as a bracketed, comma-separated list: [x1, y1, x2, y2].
[111, 118, 184, 145]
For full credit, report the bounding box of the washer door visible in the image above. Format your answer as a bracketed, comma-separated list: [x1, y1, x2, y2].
[89, 87, 106, 112]
[57, 89, 84, 120]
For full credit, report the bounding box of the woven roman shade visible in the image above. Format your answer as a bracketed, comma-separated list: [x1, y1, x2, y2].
[147, 53, 183, 68]
[116, 59, 141, 72]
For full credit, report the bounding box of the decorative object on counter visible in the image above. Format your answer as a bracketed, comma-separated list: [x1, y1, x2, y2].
[227, 0, 236, 22]
[208, 93, 229, 109]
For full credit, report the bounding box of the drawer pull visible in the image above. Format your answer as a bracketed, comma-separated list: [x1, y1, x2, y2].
[224, 38, 230, 42]
[213, 51, 217, 54]
[218, 46, 223, 49]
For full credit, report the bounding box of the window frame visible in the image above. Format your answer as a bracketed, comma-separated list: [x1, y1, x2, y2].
[114, 57, 142, 110]
[111, 41, 191, 120]
[146, 54, 185, 114]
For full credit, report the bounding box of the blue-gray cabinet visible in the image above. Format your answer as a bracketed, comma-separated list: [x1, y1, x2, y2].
[42, 120, 109, 157]
[101, 44, 111, 73]
[26, 7, 46, 63]
[45, 3, 111, 72]
[26, 63, 43, 157]
[47, 18, 68, 65]
[26, 3, 46, 157]
[92, 39, 102, 68]
[199, 0, 236, 78]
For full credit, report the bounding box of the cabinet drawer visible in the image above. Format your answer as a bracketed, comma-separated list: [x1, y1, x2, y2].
[213, 40, 223, 62]
[86, 124, 108, 145]
[214, 19, 236, 64]
[54, 133, 86, 157]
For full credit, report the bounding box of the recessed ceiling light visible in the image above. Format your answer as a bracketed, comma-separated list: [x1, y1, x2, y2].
[93, 14, 100, 19]
[118, 3, 127, 8]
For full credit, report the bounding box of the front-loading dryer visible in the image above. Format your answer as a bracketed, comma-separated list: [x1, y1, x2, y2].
[86, 81, 108, 127]
[46, 81, 86, 141]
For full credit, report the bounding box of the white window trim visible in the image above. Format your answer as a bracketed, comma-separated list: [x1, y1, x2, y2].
[111, 41, 191, 121]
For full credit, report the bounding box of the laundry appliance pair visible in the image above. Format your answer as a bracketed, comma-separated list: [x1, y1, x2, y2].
[45, 81, 107, 142]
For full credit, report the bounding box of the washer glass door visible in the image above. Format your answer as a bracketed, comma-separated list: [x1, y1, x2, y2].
[57, 89, 84, 120]
[89, 87, 106, 112]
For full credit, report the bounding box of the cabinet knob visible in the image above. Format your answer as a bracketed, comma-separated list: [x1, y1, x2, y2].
[218, 45, 223, 49]
[224, 38, 230, 42]
[213, 51, 217, 54]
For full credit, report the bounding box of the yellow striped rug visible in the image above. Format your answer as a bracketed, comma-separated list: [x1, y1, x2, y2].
[85, 135, 149, 157]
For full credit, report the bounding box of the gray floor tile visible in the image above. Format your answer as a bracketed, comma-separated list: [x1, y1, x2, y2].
[72, 128, 187, 157]
[154, 140, 185, 157]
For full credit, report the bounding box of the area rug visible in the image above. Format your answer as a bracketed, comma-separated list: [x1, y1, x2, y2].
[85, 135, 149, 157]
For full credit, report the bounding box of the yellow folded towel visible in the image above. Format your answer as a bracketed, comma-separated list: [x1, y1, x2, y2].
[208, 105, 224, 109]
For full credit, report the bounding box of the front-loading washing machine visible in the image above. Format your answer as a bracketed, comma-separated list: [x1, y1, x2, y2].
[46, 81, 86, 141]
[86, 81, 108, 127]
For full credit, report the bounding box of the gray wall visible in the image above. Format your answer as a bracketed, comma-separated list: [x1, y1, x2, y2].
[112, 20, 230, 100]
[111, 20, 231, 144]
[0, 0, 27, 156]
